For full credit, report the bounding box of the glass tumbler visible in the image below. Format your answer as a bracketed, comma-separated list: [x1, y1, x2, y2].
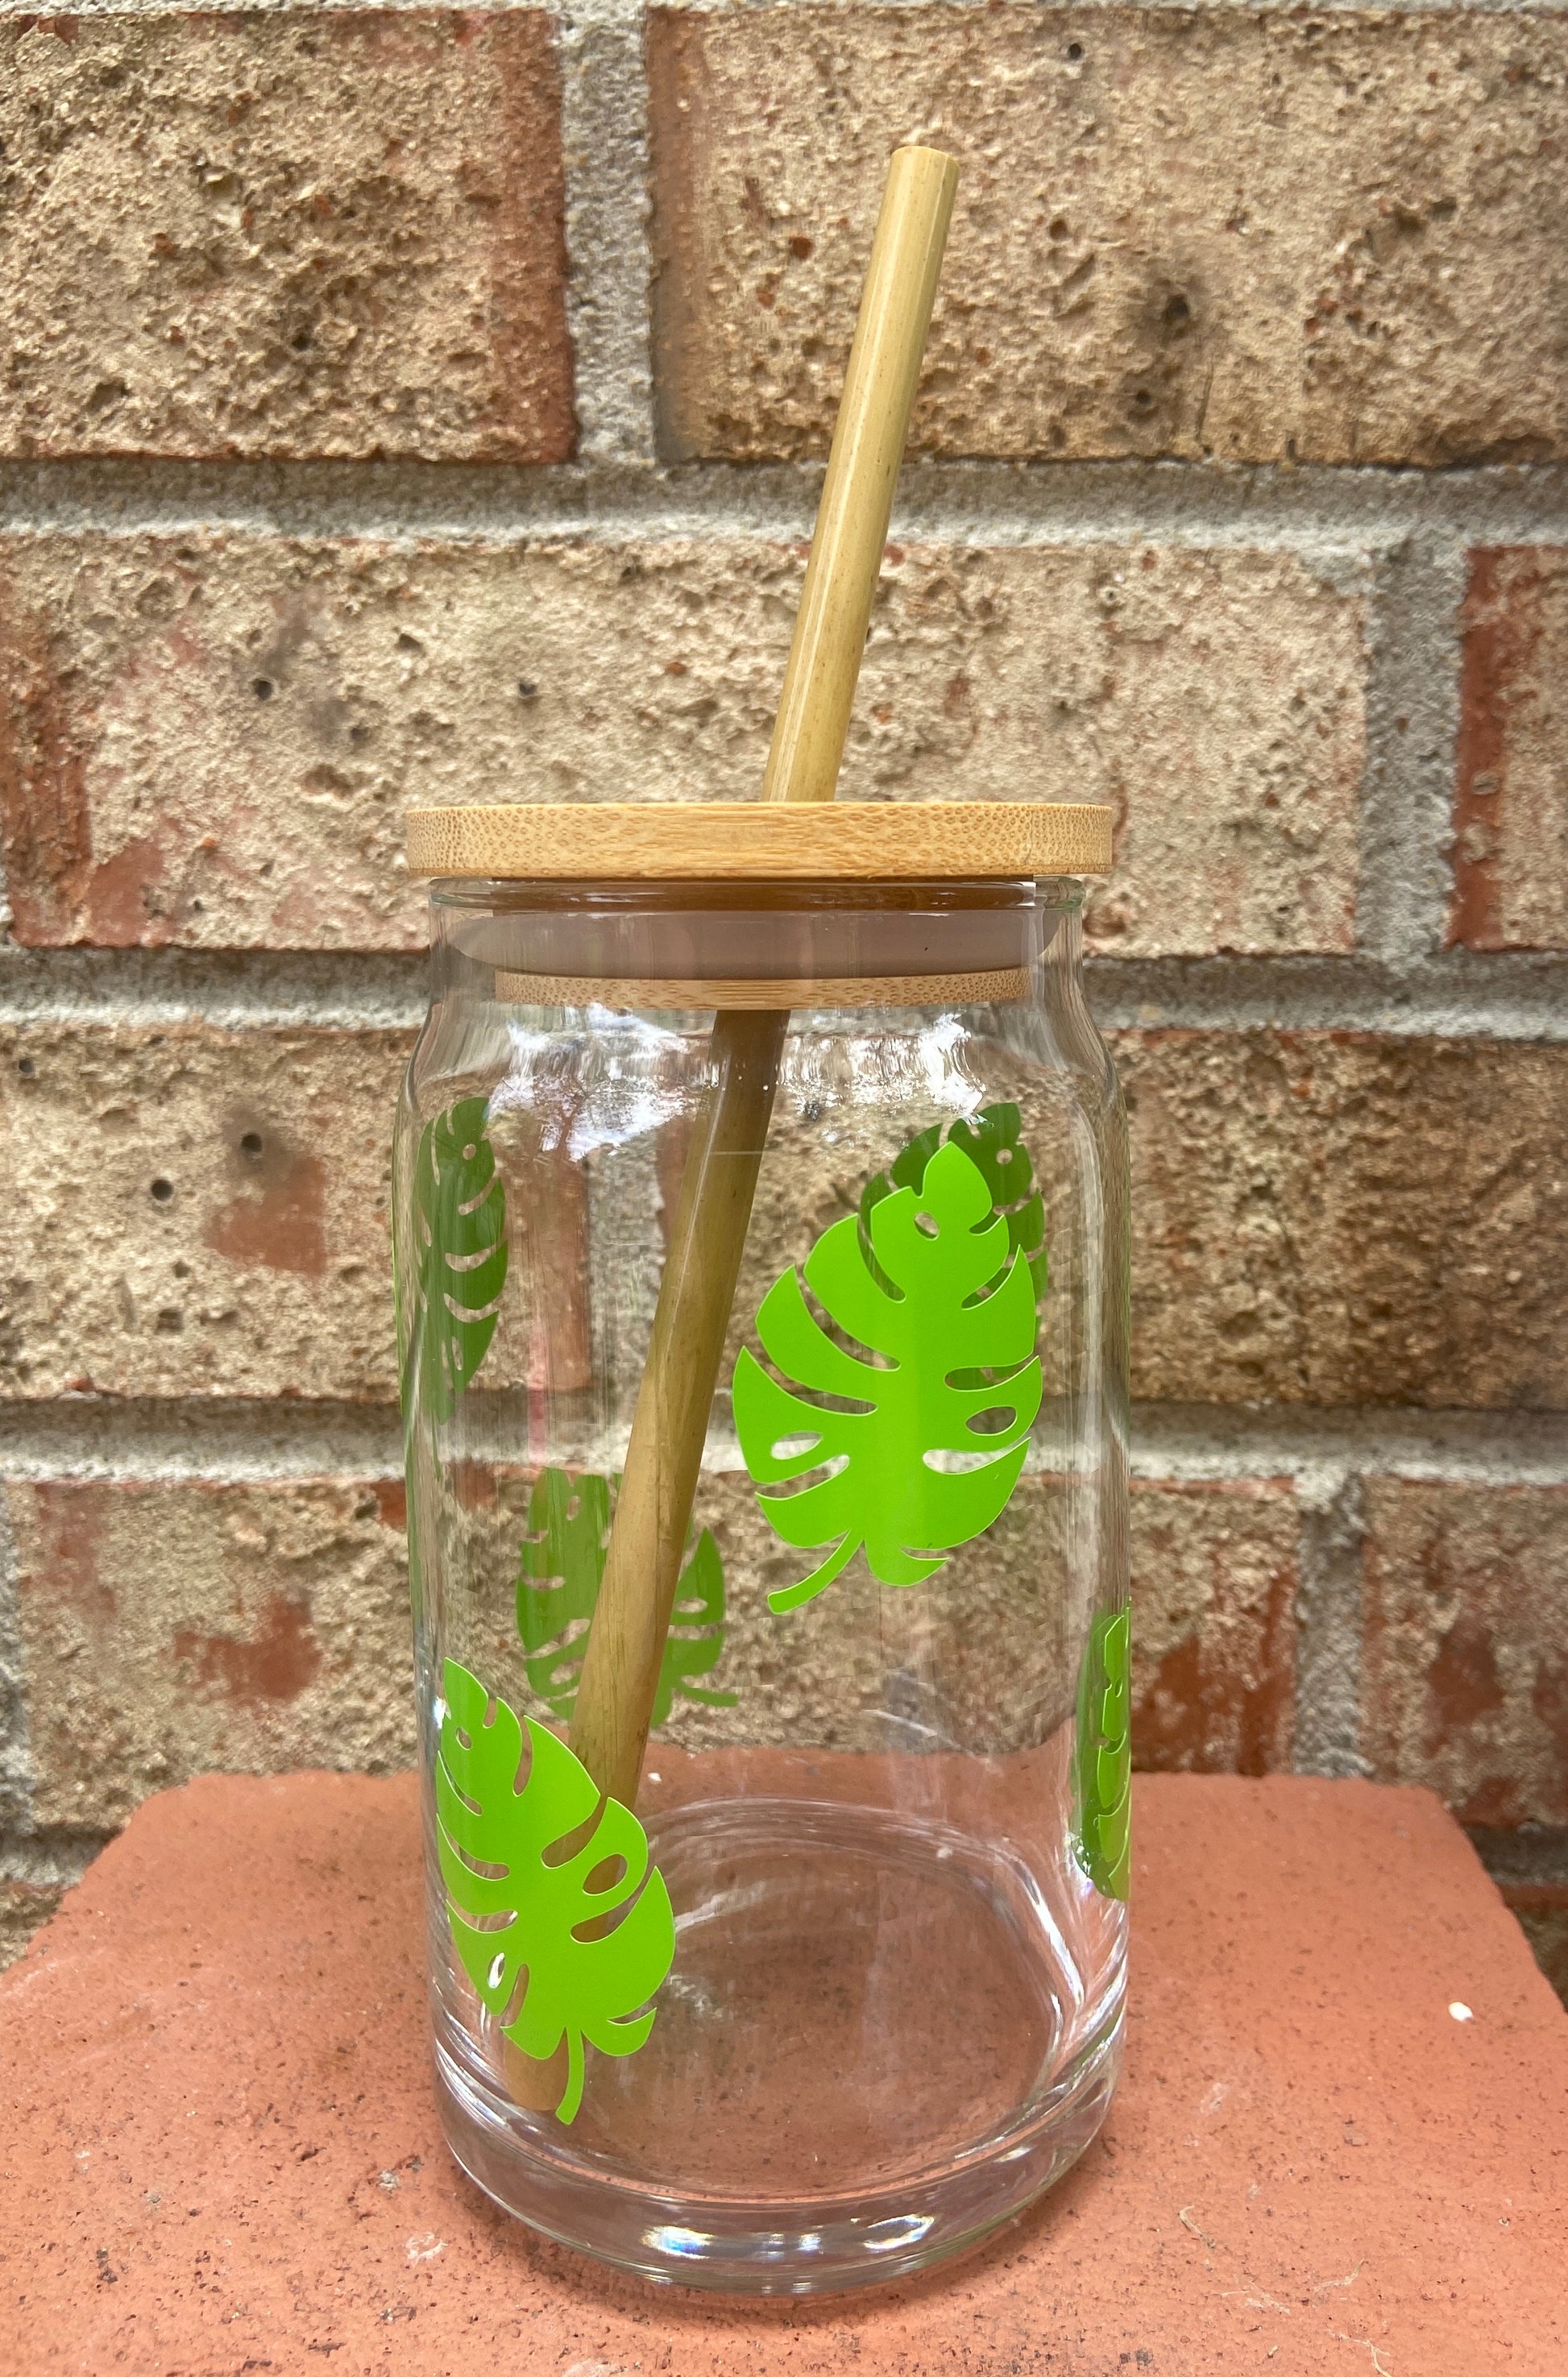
[393, 800, 1128, 2294]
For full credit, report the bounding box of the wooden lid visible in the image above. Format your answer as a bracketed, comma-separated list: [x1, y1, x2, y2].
[404, 800, 1112, 882]
[494, 966, 1031, 1010]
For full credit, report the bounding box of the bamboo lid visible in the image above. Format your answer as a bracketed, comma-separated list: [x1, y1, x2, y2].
[404, 800, 1112, 883]
[494, 966, 1031, 1009]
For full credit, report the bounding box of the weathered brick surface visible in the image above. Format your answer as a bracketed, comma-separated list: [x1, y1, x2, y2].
[0, 1880, 63, 1975]
[0, 13, 571, 461]
[0, 531, 1364, 955]
[1129, 1479, 1296, 1776]
[676, 1475, 1299, 1769]
[1122, 1032, 1568, 1411]
[1452, 548, 1568, 950]
[648, 6, 1568, 466]
[0, 1023, 410, 1400]
[6, 1479, 413, 1831]
[6, 1023, 1561, 1411]
[500, 1471, 1084, 1759]
[4, 1462, 1296, 1840]
[1361, 1480, 1568, 1827]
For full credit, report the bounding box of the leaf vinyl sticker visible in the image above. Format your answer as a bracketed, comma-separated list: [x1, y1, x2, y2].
[436, 1658, 675, 2123]
[400, 1097, 508, 1425]
[861, 1101, 1047, 1307]
[1075, 1609, 1130, 1901]
[516, 1467, 736, 1726]
[733, 1135, 1043, 1614]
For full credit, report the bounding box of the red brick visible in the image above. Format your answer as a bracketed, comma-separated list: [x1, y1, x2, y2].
[0, 13, 571, 462]
[1362, 1480, 1568, 1827]
[1130, 1479, 1297, 1775]
[2, 1773, 1564, 2365]
[649, 6, 1568, 466]
[1452, 547, 1568, 950]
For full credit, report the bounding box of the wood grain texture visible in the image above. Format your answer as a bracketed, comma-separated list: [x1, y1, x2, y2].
[761, 145, 959, 807]
[406, 799, 1112, 881]
[493, 968, 1031, 1008]
[568, 1008, 786, 1809]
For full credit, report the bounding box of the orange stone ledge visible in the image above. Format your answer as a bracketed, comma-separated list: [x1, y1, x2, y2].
[2, 1772, 1564, 2374]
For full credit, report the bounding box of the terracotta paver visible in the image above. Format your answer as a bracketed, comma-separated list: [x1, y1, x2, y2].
[1, 1770, 1563, 2373]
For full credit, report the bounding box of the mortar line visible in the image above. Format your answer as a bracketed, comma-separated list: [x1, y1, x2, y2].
[1127, 1405, 1568, 1486]
[0, 1495, 32, 1836]
[0, 1829, 110, 1890]
[649, 0, 1568, 17]
[1358, 530, 1467, 966]
[558, 3, 658, 464]
[3, 949, 1567, 1040]
[1084, 953, 1568, 1042]
[1465, 1826, 1568, 1890]
[0, 949, 429, 1032]
[0, 0, 1557, 25]
[1290, 1469, 1369, 1781]
[2, 1398, 1566, 1483]
[4, 458, 1568, 549]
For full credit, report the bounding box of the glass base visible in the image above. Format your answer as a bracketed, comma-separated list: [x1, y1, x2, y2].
[431, 1794, 1124, 2295]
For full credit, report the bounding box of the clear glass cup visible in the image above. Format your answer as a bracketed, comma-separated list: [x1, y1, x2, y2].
[393, 855, 1130, 2294]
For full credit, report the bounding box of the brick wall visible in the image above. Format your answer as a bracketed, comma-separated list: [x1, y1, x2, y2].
[1, 3, 1565, 1989]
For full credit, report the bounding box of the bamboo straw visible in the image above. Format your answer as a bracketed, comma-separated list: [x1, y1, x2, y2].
[567, 145, 960, 1814]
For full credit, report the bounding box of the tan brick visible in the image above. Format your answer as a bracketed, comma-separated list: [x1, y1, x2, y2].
[0, 1023, 409, 1400]
[10, 1021, 1561, 1413]
[0, 532, 1363, 955]
[1361, 1480, 1568, 1827]
[1122, 1032, 1568, 1410]
[0, 13, 570, 461]
[1130, 1479, 1297, 1776]
[1452, 549, 1568, 950]
[0, 1879, 63, 1975]
[7, 1479, 413, 1831]
[649, 6, 1568, 466]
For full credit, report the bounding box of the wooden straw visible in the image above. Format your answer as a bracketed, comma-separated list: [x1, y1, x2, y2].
[567, 144, 960, 1814]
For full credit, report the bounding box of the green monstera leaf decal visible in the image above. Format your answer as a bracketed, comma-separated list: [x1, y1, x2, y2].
[861, 1101, 1047, 1306]
[400, 1097, 508, 1425]
[733, 1136, 1043, 1614]
[516, 1466, 736, 1726]
[436, 1658, 674, 2124]
[1075, 1609, 1130, 1901]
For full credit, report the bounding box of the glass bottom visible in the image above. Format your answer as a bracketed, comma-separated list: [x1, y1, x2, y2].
[431, 1790, 1124, 2294]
